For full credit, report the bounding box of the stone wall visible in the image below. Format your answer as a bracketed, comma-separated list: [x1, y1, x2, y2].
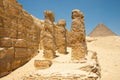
[0, 0, 89, 77]
[0, 0, 41, 77]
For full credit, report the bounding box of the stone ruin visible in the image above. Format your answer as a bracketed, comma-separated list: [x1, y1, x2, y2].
[56, 20, 67, 54]
[0, 0, 40, 77]
[42, 10, 56, 59]
[69, 9, 87, 60]
[0, 0, 96, 79]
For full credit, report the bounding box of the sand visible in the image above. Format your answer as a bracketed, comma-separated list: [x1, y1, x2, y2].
[0, 36, 120, 80]
[87, 36, 120, 80]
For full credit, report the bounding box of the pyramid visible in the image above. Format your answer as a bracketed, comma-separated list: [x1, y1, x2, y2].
[88, 24, 117, 37]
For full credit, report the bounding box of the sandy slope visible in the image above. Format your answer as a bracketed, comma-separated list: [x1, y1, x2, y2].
[87, 36, 120, 80]
[0, 36, 120, 80]
[0, 48, 99, 80]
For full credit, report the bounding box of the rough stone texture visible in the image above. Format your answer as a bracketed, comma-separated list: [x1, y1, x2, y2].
[34, 60, 52, 69]
[56, 20, 67, 54]
[0, 47, 14, 77]
[88, 24, 117, 37]
[22, 50, 100, 80]
[69, 9, 87, 60]
[0, 0, 97, 78]
[0, 0, 41, 77]
[42, 10, 56, 59]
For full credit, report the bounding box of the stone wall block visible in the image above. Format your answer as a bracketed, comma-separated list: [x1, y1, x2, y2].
[43, 50, 56, 59]
[15, 39, 27, 48]
[0, 47, 14, 77]
[0, 37, 12, 47]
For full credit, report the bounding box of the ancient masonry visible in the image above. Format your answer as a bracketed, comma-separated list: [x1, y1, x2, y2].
[0, 0, 41, 77]
[56, 20, 67, 54]
[42, 11, 56, 59]
[0, 0, 87, 77]
[69, 10, 87, 60]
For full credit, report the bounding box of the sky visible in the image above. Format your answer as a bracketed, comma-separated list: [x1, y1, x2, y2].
[17, 0, 120, 35]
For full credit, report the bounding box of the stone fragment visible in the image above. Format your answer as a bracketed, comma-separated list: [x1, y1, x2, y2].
[69, 9, 87, 60]
[12, 48, 30, 69]
[0, 0, 41, 77]
[43, 50, 56, 59]
[56, 20, 67, 54]
[0, 47, 14, 77]
[0, 37, 12, 47]
[34, 60, 52, 69]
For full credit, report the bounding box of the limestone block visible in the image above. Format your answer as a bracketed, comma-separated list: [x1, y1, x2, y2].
[0, 7, 4, 16]
[27, 42, 39, 49]
[43, 50, 56, 59]
[15, 48, 28, 59]
[71, 44, 86, 60]
[15, 39, 27, 48]
[10, 30, 17, 38]
[27, 49, 37, 57]
[3, 18, 12, 28]
[34, 60, 52, 69]
[57, 46, 67, 54]
[4, 3, 20, 17]
[0, 27, 4, 37]
[0, 24, 17, 38]
[44, 10, 55, 22]
[43, 39, 54, 50]
[0, 37, 12, 47]
[12, 48, 30, 69]
[0, 47, 14, 77]
[0, 17, 3, 27]
[17, 32, 26, 39]
[0, 48, 6, 58]
[17, 24, 26, 32]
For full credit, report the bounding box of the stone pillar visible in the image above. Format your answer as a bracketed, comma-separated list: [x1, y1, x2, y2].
[69, 9, 87, 60]
[43, 10, 56, 59]
[56, 20, 67, 54]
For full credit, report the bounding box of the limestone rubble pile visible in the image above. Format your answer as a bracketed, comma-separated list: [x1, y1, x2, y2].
[69, 9, 87, 60]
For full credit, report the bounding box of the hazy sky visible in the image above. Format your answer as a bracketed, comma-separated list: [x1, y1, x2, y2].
[17, 0, 120, 35]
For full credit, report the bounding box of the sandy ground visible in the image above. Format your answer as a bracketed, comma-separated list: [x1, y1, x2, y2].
[86, 36, 120, 80]
[0, 36, 120, 80]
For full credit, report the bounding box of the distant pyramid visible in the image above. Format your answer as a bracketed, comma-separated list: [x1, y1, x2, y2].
[88, 24, 117, 37]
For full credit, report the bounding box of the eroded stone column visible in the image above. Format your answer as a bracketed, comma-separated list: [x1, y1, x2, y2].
[69, 9, 87, 60]
[43, 10, 56, 59]
[56, 20, 67, 54]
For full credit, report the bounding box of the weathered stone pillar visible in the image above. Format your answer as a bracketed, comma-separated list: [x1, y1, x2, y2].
[69, 9, 87, 60]
[56, 20, 67, 54]
[43, 10, 56, 59]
